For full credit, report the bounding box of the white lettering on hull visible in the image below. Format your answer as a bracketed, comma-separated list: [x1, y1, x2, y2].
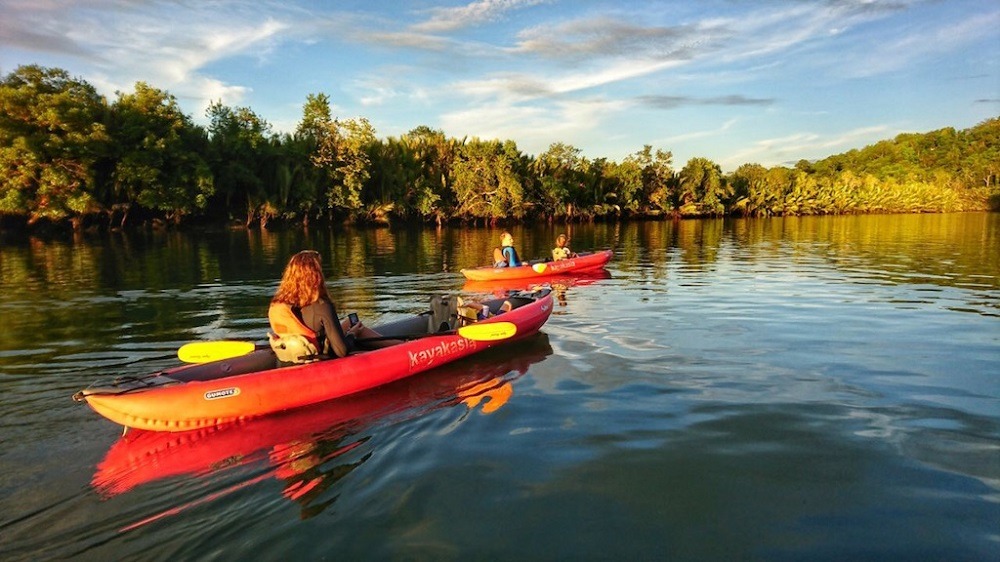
[408, 337, 478, 369]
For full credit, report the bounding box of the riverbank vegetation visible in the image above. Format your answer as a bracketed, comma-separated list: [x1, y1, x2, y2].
[2, 65, 997, 231]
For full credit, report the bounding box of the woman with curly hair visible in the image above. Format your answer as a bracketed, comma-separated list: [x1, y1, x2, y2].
[268, 250, 390, 361]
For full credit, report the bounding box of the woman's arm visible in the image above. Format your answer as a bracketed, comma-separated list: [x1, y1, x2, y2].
[301, 300, 354, 358]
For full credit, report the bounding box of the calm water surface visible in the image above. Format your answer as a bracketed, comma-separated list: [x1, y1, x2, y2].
[1, 214, 998, 561]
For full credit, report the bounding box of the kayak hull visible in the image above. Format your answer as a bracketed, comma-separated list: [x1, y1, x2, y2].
[76, 290, 553, 432]
[462, 268, 611, 295]
[461, 249, 612, 281]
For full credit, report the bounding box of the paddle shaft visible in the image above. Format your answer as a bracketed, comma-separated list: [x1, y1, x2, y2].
[360, 321, 516, 343]
[359, 331, 453, 343]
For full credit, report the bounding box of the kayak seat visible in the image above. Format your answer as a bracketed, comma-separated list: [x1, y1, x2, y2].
[428, 294, 459, 332]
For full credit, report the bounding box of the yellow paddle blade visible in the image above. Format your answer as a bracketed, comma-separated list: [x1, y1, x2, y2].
[532, 262, 548, 273]
[178, 340, 257, 363]
[456, 321, 517, 341]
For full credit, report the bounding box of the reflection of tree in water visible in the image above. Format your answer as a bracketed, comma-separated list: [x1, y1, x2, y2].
[610, 214, 999, 295]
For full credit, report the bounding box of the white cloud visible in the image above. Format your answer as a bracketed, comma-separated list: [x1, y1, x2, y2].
[412, 0, 549, 33]
[721, 125, 892, 169]
[451, 56, 687, 105]
[660, 118, 739, 144]
[842, 10, 1000, 78]
[1, 0, 293, 116]
[440, 97, 624, 155]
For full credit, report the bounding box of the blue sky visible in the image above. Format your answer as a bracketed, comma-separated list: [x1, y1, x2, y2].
[1, 0, 997, 171]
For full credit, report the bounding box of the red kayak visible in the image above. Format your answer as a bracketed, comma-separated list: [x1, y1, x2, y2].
[91, 335, 553, 500]
[461, 249, 613, 281]
[74, 289, 553, 432]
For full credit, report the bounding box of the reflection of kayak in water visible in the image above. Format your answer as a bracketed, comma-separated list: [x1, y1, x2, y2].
[92, 334, 553, 501]
[462, 268, 612, 295]
[74, 289, 553, 433]
[461, 250, 613, 281]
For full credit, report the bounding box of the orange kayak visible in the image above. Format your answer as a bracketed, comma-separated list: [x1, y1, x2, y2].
[462, 268, 611, 295]
[74, 289, 553, 432]
[461, 249, 613, 281]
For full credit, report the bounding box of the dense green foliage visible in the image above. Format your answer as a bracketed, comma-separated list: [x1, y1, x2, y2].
[1, 65, 997, 230]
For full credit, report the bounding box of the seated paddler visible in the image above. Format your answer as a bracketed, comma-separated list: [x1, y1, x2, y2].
[269, 250, 392, 363]
[492, 231, 522, 268]
[551, 233, 578, 261]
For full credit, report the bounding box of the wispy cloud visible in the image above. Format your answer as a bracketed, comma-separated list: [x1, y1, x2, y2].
[412, 0, 549, 33]
[721, 124, 893, 169]
[1, 1, 294, 113]
[839, 9, 1000, 78]
[826, 0, 912, 18]
[659, 118, 740, 144]
[463, 1, 925, 103]
[362, 31, 455, 51]
[511, 16, 721, 63]
[637, 95, 775, 110]
[440, 97, 625, 155]
[0, 18, 86, 58]
[451, 56, 688, 103]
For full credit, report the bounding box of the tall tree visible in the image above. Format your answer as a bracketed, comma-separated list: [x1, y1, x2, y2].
[401, 126, 457, 221]
[297, 93, 333, 141]
[286, 93, 336, 224]
[109, 82, 213, 225]
[631, 145, 673, 214]
[730, 163, 769, 216]
[533, 142, 585, 217]
[451, 138, 524, 222]
[313, 117, 377, 218]
[606, 157, 643, 213]
[0, 65, 110, 228]
[205, 101, 272, 226]
[677, 157, 727, 216]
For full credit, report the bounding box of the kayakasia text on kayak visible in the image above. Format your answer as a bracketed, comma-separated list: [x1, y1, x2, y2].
[408, 337, 478, 369]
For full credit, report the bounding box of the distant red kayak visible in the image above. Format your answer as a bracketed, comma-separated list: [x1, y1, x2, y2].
[463, 268, 611, 295]
[461, 249, 613, 281]
[74, 289, 553, 432]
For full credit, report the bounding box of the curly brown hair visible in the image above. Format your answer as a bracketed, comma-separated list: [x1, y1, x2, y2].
[271, 250, 331, 308]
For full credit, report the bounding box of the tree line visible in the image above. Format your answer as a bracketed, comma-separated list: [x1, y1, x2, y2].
[1, 64, 997, 231]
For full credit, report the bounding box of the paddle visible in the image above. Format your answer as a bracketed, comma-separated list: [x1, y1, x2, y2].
[178, 340, 257, 363]
[531, 251, 590, 273]
[358, 321, 518, 343]
[177, 322, 518, 363]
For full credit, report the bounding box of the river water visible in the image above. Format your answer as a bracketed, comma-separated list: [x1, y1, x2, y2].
[1, 213, 997, 560]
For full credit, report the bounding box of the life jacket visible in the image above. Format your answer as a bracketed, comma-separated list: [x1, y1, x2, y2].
[268, 303, 320, 363]
[552, 246, 570, 261]
[455, 296, 483, 326]
[501, 245, 521, 267]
